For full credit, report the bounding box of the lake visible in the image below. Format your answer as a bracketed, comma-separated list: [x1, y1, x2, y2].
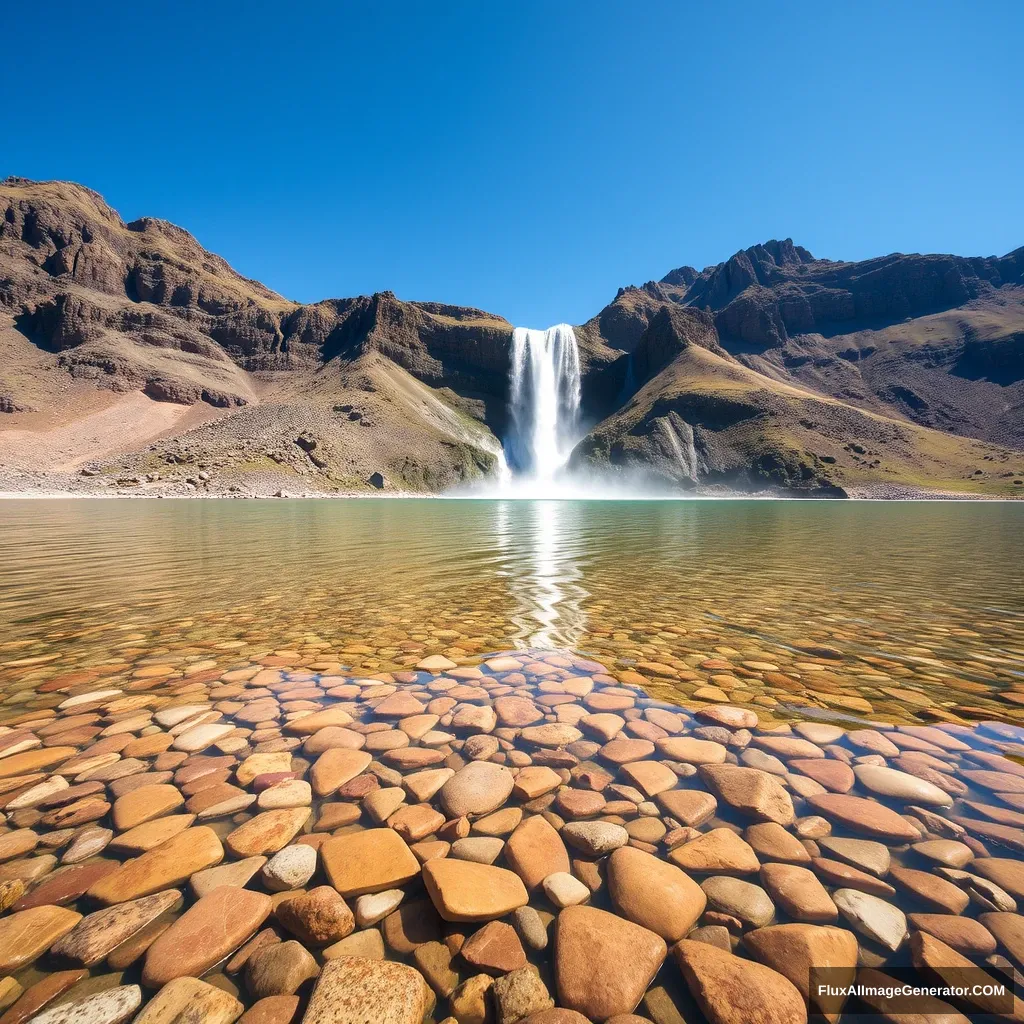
[2, 498, 1024, 1022]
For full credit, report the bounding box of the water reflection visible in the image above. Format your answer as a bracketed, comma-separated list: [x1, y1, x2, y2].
[490, 501, 587, 650]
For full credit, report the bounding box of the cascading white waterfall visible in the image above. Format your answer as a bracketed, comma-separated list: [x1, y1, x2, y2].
[504, 324, 581, 484]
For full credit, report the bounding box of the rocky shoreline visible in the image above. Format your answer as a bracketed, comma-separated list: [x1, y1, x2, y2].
[0, 646, 1023, 1023]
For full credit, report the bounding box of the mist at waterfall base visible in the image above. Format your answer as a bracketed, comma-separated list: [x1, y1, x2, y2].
[462, 323, 663, 500]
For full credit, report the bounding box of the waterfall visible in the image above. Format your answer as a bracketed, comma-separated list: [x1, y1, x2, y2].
[504, 324, 581, 483]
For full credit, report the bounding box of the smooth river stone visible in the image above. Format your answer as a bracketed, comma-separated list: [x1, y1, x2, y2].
[302, 956, 431, 1024]
[832, 888, 907, 951]
[422, 859, 528, 922]
[191, 857, 268, 898]
[0, 905, 82, 972]
[0, 747, 76, 779]
[889, 866, 970, 913]
[699, 765, 795, 825]
[87, 827, 224, 905]
[608, 846, 706, 941]
[852, 764, 953, 807]
[310, 749, 372, 797]
[560, 821, 629, 857]
[912, 839, 974, 868]
[321, 828, 421, 896]
[979, 912, 1024, 964]
[744, 923, 859, 1022]
[511, 766, 561, 800]
[111, 784, 185, 830]
[555, 905, 666, 1020]
[816, 837, 891, 877]
[28, 984, 142, 1024]
[744, 822, 811, 864]
[908, 913, 998, 957]
[619, 760, 677, 797]
[143, 886, 273, 985]
[811, 858, 896, 898]
[504, 814, 569, 890]
[702, 876, 776, 928]
[12, 860, 118, 910]
[656, 737, 727, 764]
[760, 863, 837, 923]
[225, 808, 311, 857]
[172, 723, 235, 752]
[285, 707, 354, 734]
[134, 976, 243, 1024]
[108, 814, 197, 854]
[438, 761, 514, 817]
[657, 789, 717, 827]
[807, 793, 920, 842]
[669, 829, 760, 875]
[788, 758, 855, 793]
[674, 938, 808, 1024]
[237, 753, 292, 786]
[50, 889, 181, 965]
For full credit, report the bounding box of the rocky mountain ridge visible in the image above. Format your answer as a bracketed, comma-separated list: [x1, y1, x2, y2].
[1, 177, 1022, 497]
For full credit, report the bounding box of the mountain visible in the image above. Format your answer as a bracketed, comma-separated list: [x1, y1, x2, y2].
[1, 177, 1022, 497]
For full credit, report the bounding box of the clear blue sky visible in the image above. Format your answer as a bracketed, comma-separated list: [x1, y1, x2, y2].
[3, 1, 1021, 327]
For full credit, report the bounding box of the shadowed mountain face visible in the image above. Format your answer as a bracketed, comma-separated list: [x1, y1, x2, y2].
[1, 178, 1022, 497]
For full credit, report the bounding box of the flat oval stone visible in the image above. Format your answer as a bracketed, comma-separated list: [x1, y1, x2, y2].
[833, 888, 907, 951]
[12, 860, 118, 910]
[743, 923, 858, 1020]
[505, 815, 570, 890]
[310, 749, 372, 797]
[142, 886, 273, 985]
[816, 837, 891, 876]
[172, 723, 235, 752]
[889, 865, 969, 913]
[619, 760, 678, 797]
[27, 984, 142, 1024]
[438, 761, 514, 818]
[422, 859, 528, 922]
[702, 876, 776, 928]
[852, 764, 953, 807]
[50, 888, 181, 966]
[760, 863, 836, 923]
[111, 784, 185, 830]
[0, 904, 82, 972]
[909, 913, 998, 957]
[87, 827, 224, 905]
[744, 822, 811, 864]
[788, 758, 855, 793]
[807, 794, 920, 842]
[225, 808, 311, 857]
[608, 846, 706, 941]
[321, 828, 421, 896]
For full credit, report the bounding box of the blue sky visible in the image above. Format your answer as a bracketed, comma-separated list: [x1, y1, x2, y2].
[3, 1, 1021, 327]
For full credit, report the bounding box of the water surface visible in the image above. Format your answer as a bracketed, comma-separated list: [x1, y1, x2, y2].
[2, 499, 1023, 726]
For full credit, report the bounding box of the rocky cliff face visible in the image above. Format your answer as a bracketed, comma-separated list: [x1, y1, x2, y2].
[1, 178, 1022, 497]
